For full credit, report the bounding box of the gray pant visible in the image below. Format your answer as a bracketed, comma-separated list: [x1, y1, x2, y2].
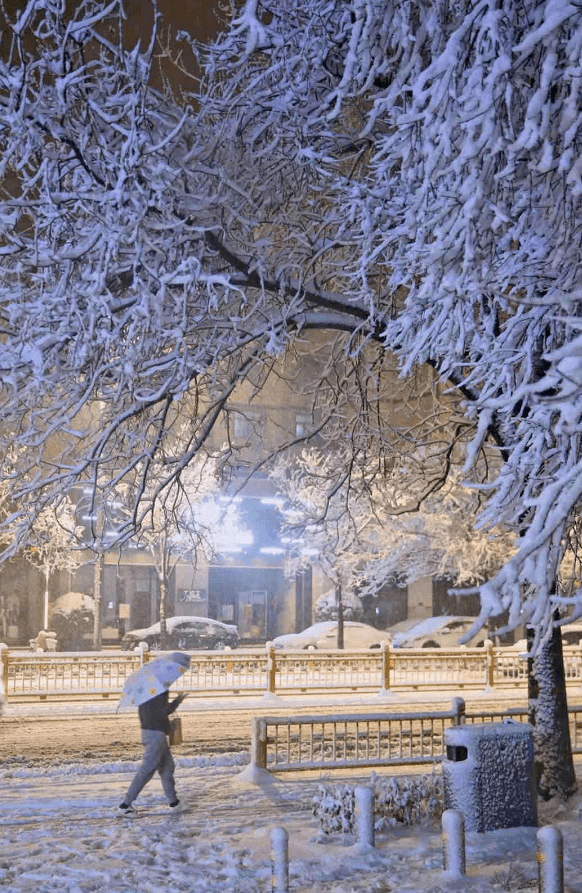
[124, 729, 177, 805]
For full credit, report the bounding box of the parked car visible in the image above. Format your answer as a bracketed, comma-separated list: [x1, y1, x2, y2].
[505, 622, 582, 652]
[384, 618, 423, 639]
[121, 615, 240, 651]
[560, 622, 582, 646]
[271, 621, 389, 650]
[391, 615, 488, 649]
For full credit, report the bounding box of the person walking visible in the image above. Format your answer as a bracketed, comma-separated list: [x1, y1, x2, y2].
[119, 688, 187, 814]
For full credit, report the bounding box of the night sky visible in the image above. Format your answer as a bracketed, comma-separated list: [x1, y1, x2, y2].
[156, 0, 222, 41]
[0, 1, 223, 52]
[0, 0, 227, 103]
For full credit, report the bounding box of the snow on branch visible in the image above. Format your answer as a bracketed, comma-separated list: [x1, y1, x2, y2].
[1, 0, 582, 638]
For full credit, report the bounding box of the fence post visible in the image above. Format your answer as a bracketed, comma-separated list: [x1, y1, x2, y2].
[250, 716, 268, 770]
[485, 639, 495, 689]
[537, 826, 563, 893]
[380, 639, 391, 694]
[354, 786, 375, 848]
[266, 643, 277, 695]
[442, 809, 466, 876]
[451, 696, 465, 725]
[271, 826, 289, 892]
[0, 644, 8, 705]
[135, 642, 149, 667]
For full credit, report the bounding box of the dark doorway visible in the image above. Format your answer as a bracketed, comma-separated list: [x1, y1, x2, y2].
[432, 577, 480, 616]
[208, 566, 286, 641]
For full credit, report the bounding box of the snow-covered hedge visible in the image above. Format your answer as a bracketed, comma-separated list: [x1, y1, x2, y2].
[314, 589, 364, 623]
[312, 772, 443, 834]
[50, 593, 95, 651]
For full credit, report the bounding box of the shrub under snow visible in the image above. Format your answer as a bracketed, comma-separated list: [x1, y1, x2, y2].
[312, 772, 443, 835]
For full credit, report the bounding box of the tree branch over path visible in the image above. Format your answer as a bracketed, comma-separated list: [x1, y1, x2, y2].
[1, 0, 582, 651]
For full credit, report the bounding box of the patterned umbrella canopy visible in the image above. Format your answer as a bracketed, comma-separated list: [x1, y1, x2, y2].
[117, 652, 190, 711]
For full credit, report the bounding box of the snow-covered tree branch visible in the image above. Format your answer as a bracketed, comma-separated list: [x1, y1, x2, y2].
[272, 445, 517, 604]
[5, 498, 84, 629]
[1, 0, 582, 649]
[115, 449, 222, 644]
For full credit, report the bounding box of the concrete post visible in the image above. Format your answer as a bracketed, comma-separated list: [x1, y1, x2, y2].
[271, 826, 289, 892]
[442, 809, 466, 876]
[354, 786, 375, 848]
[537, 825, 563, 893]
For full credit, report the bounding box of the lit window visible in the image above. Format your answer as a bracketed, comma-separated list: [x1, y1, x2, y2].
[295, 413, 311, 437]
[232, 412, 261, 443]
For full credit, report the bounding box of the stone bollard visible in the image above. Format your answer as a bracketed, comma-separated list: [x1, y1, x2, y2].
[354, 786, 375, 849]
[537, 825, 563, 893]
[442, 809, 466, 877]
[271, 826, 289, 892]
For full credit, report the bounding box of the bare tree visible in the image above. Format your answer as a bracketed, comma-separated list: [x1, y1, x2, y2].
[7, 500, 83, 631]
[116, 452, 222, 648]
[272, 445, 517, 642]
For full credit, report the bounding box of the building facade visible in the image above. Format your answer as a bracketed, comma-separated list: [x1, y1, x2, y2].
[1, 333, 481, 648]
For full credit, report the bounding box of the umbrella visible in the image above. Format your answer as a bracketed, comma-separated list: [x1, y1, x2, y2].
[117, 651, 190, 711]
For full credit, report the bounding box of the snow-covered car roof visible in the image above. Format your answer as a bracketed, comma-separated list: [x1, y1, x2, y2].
[273, 622, 336, 645]
[272, 621, 388, 649]
[392, 616, 481, 646]
[385, 618, 421, 636]
[558, 620, 582, 633]
[124, 615, 238, 638]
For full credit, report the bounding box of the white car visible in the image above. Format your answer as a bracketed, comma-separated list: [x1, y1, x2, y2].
[385, 618, 423, 638]
[391, 616, 488, 649]
[271, 621, 389, 650]
[559, 622, 582, 646]
[505, 622, 582, 652]
[121, 615, 240, 651]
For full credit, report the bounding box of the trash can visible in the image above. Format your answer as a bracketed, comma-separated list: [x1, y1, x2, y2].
[443, 721, 537, 832]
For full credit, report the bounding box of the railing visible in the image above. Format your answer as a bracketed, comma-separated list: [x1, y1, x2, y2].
[247, 698, 467, 774]
[2, 640, 582, 702]
[247, 698, 582, 775]
[0, 647, 144, 699]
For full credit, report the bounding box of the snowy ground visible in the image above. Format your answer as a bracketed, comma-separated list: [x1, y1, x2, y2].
[2, 744, 582, 891]
[3, 691, 582, 891]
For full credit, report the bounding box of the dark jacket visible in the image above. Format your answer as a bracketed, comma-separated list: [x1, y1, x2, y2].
[138, 691, 182, 734]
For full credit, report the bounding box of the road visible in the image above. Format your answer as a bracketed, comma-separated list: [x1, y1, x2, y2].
[0, 690, 533, 767]
[0, 709, 251, 766]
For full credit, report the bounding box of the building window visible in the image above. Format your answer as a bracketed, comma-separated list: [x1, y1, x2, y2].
[232, 411, 261, 444]
[295, 413, 312, 438]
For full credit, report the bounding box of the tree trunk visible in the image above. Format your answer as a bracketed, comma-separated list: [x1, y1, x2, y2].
[528, 620, 577, 801]
[92, 553, 103, 651]
[336, 586, 344, 649]
[159, 576, 167, 650]
[43, 566, 50, 630]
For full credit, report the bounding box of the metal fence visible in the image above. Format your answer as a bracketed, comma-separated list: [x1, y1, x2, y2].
[2, 640, 582, 702]
[248, 698, 582, 774]
[249, 699, 467, 773]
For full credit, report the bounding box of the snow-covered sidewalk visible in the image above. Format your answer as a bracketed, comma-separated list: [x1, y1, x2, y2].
[1, 682, 536, 718]
[3, 749, 582, 892]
